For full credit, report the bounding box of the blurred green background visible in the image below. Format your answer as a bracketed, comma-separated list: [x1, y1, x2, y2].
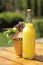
[0, 0, 43, 47]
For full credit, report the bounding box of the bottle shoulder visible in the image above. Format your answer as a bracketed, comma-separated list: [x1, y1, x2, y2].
[23, 23, 36, 32]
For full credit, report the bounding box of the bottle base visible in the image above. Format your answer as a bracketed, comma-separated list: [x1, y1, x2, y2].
[23, 57, 35, 60]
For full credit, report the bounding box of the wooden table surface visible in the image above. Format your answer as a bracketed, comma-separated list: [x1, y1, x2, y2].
[0, 42, 43, 65]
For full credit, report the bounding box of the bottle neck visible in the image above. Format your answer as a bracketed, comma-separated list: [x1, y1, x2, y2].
[26, 12, 33, 23]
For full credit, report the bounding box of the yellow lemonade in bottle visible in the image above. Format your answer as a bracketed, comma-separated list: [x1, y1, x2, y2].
[22, 9, 36, 59]
[22, 23, 36, 59]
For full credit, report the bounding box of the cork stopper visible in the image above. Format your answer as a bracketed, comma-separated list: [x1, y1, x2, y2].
[27, 9, 32, 12]
[27, 9, 32, 14]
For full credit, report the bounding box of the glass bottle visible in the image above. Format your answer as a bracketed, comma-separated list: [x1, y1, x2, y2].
[22, 9, 36, 59]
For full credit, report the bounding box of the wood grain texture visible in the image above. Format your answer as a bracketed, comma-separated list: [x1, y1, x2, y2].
[0, 42, 43, 65]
